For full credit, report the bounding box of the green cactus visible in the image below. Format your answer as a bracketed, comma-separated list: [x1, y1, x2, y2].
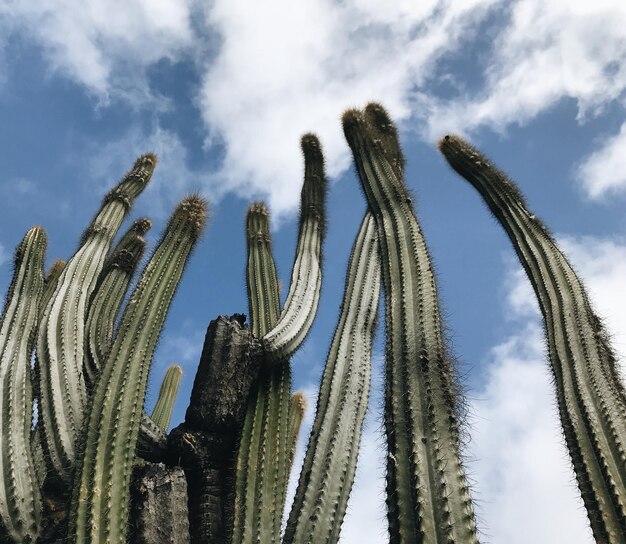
[343, 104, 479, 543]
[439, 134, 626, 543]
[262, 134, 326, 362]
[69, 195, 207, 544]
[37, 154, 156, 484]
[284, 211, 381, 544]
[84, 218, 152, 387]
[232, 202, 293, 544]
[287, 391, 306, 474]
[151, 364, 183, 431]
[0, 227, 46, 543]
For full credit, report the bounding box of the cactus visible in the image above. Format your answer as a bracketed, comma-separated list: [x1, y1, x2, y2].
[0, 227, 46, 543]
[262, 134, 326, 362]
[151, 364, 183, 431]
[69, 196, 207, 544]
[439, 134, 626, 543]
[37, 154, 156, 484]
[84, 218, 151, 387]
[343, 104, 478, 543]
[284, 211, 381, 544]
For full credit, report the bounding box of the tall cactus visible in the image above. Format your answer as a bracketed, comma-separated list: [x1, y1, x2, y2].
[69, 195, 207, 544]
[0, 227, 46, 543]
[232, 202, 293, 544]
[37, 154, 155, 483]
[343, 104, 478, 543]
[151, 364, 183, 431]
[262, 134, 326, 362]
[439, 134, 626, 543]
[284, 211, 381, 544]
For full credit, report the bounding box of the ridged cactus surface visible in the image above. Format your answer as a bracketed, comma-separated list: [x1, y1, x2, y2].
[36, 154, 155, 483]
[263, 134, 327, 362]
[0, 227, 46, 543]
[151, 364, 183, 431]
[343, 104, 478, 543]
[284, 211, 380, 544]
[439, 134, 626, 543]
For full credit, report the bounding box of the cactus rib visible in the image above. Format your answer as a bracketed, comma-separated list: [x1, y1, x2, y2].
[343, 105, 478, 543]
[69, 195, 207, 544]
[439, 134, 626, 542]
[84, 218, 151, 387]
[262, 134, 326, 361]
[284, 211, 381, 544]
[37, 154, 155, 483]
[232, 202, 292, 543]
[0, 227, 46, 543]
[150, 364, 183, 431]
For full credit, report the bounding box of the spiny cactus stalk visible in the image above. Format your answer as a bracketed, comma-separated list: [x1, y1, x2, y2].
[151, 364, 183, 431]
[343, 104, 478, 543]
[262, 134, 326, 362]
[0, 227, 46, 543]
[439, 134, 626, 543]
[84, 218, 152, 387]
[287, 392, 306, 473]
[284, 211, 381, 544]
[69, 196, 207, 544]
[37, 154, 156, 484]
[232, 202, 293, 544]
[41, 259, 66, 317]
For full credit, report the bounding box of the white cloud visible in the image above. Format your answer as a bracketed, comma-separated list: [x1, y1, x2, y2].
[0, 243, 8, 268]
[424, 0, 626, 138]
[576, 122, 626, 199]
[0, 0, 195, 103]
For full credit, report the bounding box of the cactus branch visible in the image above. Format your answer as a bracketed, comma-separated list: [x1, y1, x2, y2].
[69, 195, 207, 544]
[262, 134, 326, 361]
[343, 105, 478, 543]
[37, 154, 155, 483]
[439, 134, 626, 542]
[150, 364, 183, 431]
[284, 211, 380, 544]
[0, 227, 46, 543]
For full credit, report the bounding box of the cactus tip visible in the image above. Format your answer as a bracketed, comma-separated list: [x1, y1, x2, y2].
[301, 133, 323, 163]
[134, 152, 158, 171]
[292, 391, 307, 416]
[364, 102, 394, 133]
[341, 108, 364, 136]
[132, 217, 153, 236]
[174, 194, 209, 238]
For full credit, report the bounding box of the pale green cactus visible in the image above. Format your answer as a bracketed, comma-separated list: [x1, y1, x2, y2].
[151, 364, 183, 431]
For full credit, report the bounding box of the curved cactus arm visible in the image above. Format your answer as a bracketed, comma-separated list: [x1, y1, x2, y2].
[0, 227, 46, 543]
[439, 135, 626, 542]
[232, 202, 292, 544]
[150, 364, 183, 431]
[343, 105, 479, 544]
[69, 196, 207, 544]
[284, 212, 380, 544]
[41, 259, 66, 318]
[262, 134, 326, 361]
[37, 154, 155, 484]
[84, 218, 151, 387]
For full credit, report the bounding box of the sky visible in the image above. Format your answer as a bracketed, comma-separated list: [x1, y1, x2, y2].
[1, 1, 625, 542]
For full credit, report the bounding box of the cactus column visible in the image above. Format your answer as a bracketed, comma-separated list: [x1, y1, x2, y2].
[439, 135, 626, 543]
[0, 227, 47, 543]
[343, 104, 478, 544]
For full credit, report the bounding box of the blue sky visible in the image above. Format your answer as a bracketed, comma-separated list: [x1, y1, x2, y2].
[1, 1, 626, 542]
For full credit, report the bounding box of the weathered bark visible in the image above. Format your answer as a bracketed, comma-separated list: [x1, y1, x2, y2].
[128, 462, 189, 544]
[168, 314, 262, 544]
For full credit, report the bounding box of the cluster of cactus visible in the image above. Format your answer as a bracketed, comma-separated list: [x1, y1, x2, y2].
[0, 102, 624, 544]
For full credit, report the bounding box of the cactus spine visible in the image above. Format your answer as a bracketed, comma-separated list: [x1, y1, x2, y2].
[0, 227, 46, 543]
[232, 202, 293, 543]
[343, 104, 478, 543]
[439, 134, 626, 542]
[84, 218, 152, 387]
[284, 211, 381, 544]
[262, 134, 326, 362]
[37, 154, 155, 483]
[151, 364, 183, 431]
[69, 196, 207, 544]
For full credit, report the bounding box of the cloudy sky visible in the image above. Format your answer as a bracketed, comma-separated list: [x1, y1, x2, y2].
[1, 0, 625, 542]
